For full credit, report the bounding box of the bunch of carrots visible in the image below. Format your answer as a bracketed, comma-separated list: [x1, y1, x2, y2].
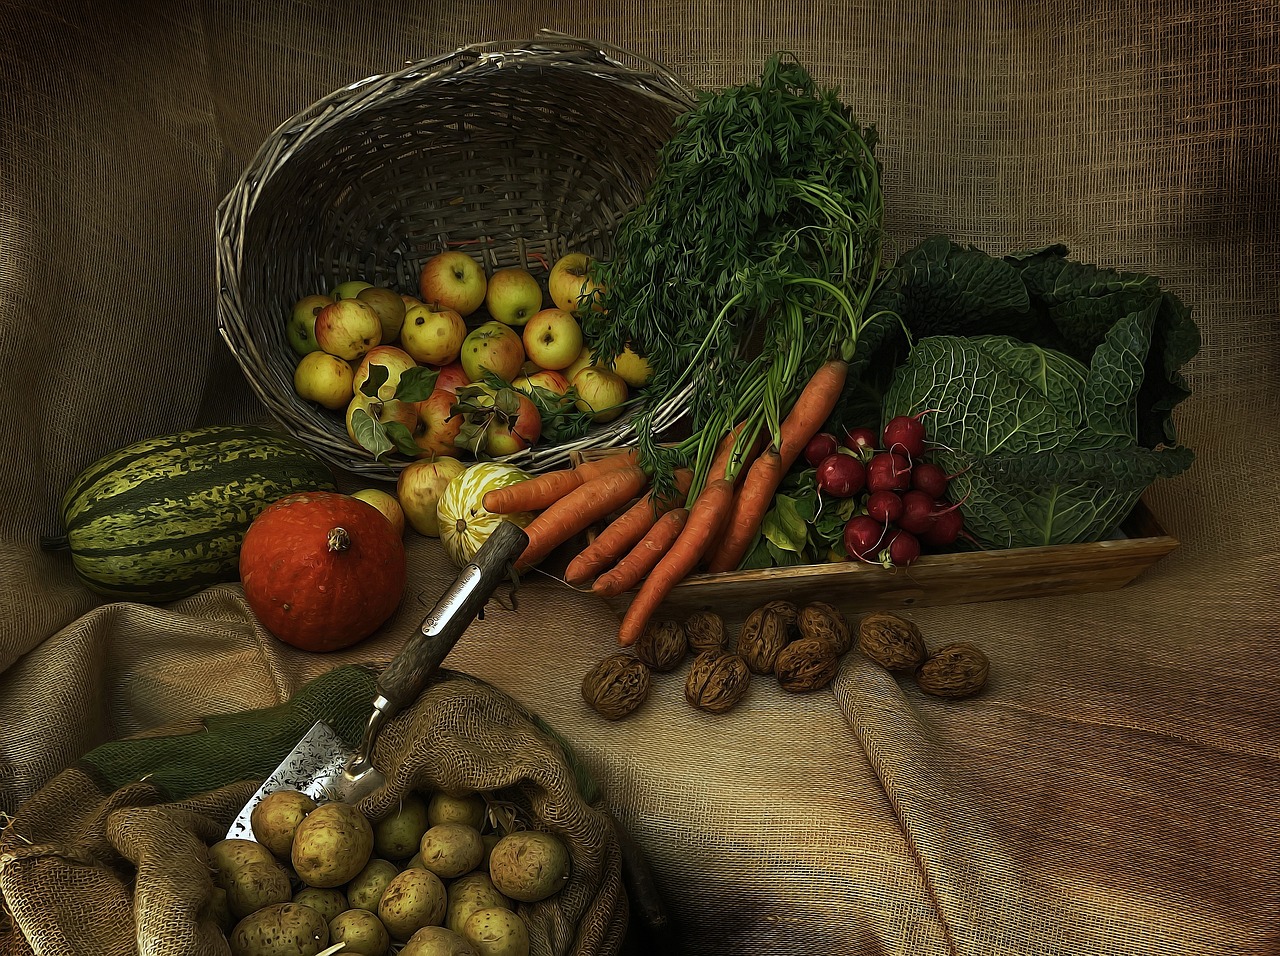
[483, 358, 850, 646]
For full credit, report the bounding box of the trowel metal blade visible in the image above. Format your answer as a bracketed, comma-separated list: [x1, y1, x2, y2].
[225, 719, 386, 841]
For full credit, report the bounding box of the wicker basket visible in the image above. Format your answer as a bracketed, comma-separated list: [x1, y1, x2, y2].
[216, 32, 696, 480]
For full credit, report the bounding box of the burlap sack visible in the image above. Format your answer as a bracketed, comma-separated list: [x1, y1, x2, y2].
[1, 666, 628, 956]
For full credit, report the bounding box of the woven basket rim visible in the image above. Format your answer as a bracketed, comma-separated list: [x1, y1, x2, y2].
[216, 31, 698, 480]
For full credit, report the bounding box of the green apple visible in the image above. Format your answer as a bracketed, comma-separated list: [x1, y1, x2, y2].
[287, 293, 333, 356]
[419, 251, 487, 317]
[356, 286, 407, 343]
[572, 366, 629, 423]
[521, 308, 583, 371]
[353, 345, 418, 402]
[413, 388, 466, 459]
[396, 456, 466, 536]
[351, 488, 406, 537]
[563, 346, 596, 383]
[484, 267, 543, 327]
[459, 321, 525, 384]
[315, 299, 383, 361]
[513, 368, 570, 397]
[292, 351, 354, 410]
[331, 279, 373, 300]
[547, 251, 606, 314]
[610, 344, 652, 387]
[400, 303, 467, 366]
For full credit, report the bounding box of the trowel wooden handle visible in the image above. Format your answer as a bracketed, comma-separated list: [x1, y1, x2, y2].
[377, 520, 528, 712]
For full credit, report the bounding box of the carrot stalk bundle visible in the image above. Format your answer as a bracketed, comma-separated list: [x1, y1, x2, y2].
[704, 359, 850, 574]
[617, 478, 735, 646]
[514, 464, 651, 572]
[591, 507, 690, 598]
[483, 449, 640, 514]
[564, 468, 693, 587]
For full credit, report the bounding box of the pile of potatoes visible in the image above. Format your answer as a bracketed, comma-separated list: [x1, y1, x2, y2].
[206, 788, 571, 956]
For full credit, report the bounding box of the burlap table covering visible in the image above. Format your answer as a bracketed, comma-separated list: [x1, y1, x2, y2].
[2, 2, 1277, 954]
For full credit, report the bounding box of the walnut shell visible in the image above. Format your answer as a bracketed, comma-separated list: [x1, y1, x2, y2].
[796, 602, 852, 655]
[684, 651, 751, 714]
[760, 599, 799, 633]
[633, 620, 688, 672]
[736, 606, 791, 675]
[856, 612, 927, 671]
[774, 637, 839, 692]
[915, 643, 990, 699]
[581, 653, 651, 719]
[683, 610, 726, 654]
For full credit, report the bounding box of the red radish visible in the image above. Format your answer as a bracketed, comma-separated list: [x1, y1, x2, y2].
[840, 426, 878, 459]
[865, 489, 904, 525]
[911, 461, 949, 499]
[921, 507, 965, 548]
[803, 432, 840, 467]
[843, 514, 885, 561]
[882, 414, 928, 459]
[815, 453, 866, 498]
[865, 452, 911, 493]
[883, 528, 922, 566]
[897, 490, 937, 536]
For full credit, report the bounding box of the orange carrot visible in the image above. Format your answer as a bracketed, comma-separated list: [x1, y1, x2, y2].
[591, 507, 689, 598]
[483, 450, 639, 514]
[616, 478, 735, 646]
[564, 468, 693, 586]
[704, 359, 849, 574]
[514, 464, 651, 571]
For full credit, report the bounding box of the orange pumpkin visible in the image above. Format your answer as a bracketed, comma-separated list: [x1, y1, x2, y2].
[239, 490, 406, 652]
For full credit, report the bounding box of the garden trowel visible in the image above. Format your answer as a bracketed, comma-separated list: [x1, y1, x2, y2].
[226, 519, 529, 841]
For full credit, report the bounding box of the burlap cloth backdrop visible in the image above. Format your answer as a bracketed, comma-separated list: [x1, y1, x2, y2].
[2, 2, 1277, 954]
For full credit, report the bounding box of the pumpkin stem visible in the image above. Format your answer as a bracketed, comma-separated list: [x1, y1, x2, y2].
[327, 527, 351, 552]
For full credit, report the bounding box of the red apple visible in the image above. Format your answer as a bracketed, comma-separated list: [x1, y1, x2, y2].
[466, 386, 542, 457]
[315, 298, 382, 361]
[396, 457, 466, 536]
[353, 345, 417, 402]
[432, 360, 470, 394]
[413, 388, 465, 458]
[460, 321, 525, 383]
[419, 251, 487, 317]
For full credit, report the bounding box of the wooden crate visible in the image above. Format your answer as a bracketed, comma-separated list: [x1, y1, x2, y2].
[570, 449, 1180, 628]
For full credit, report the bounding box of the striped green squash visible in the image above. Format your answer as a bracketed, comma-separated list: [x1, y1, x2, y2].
[49, 424, 338, 603]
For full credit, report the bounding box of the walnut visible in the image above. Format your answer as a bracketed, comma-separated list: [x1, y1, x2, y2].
[796, 602, 852, 655]
[581, 653, 651, 719]
[774, 637, 840, 692]
[735, 606, 792, 674]
[915, 643, 990, 699]
[856, 612, 927, 671]
[633, 620, 688, 672]
[760, 599, 799, 633]
[683, 610, 726, 654]
[684, 651, 751, 714]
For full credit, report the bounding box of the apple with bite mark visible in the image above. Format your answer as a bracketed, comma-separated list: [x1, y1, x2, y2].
[351, 488, 406, 537]
[287, 293, 333, 356]
[418, 251, 486, 317]
[330, 279, 373, 300]
[315, 299, 382, 361]
[484, 267, 543, 327]
[571, 366, 629, 423]
[413, 388, 465, 458]
[353, 345, 418, 402]
[548, 252, 606, 314]
[292, 351, 354, 410]
[400, 302, 467, 366]
[460, 321, 525, 383]
[396, 457, 466, 537]
[356, 287, 407, 343]
[521, 308, 583, 371]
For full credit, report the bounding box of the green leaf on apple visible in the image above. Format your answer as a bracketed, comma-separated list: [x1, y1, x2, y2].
[349, 406, 394, 460]
[393, 365, 440, 403]
[383, 421, 422, 458]
[360, 363, 390, 398]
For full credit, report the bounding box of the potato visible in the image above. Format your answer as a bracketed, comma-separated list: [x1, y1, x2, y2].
[418, 823, 485, 879]
[229, 902, 330, 956]
[329, 908, 391, 956]
[291, 801, 373, 888]
[477, 833, 501, 872]
[377, 866, 448, 941]
[401, 925, 480, 956]
[373, 793, 432, 860]
[292, 886, 348, 924]
[445, 871, 512, 936]
[209, 838, 277, 889]
[251, 790, 317, 860]
[225, 860, 294, 920]
[427, 792, 487, 830]
[487, 831, 570, 903]
[404, 851, 425, 870]
[461, 907, 529, 956]
[346, 857, 400, 911]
